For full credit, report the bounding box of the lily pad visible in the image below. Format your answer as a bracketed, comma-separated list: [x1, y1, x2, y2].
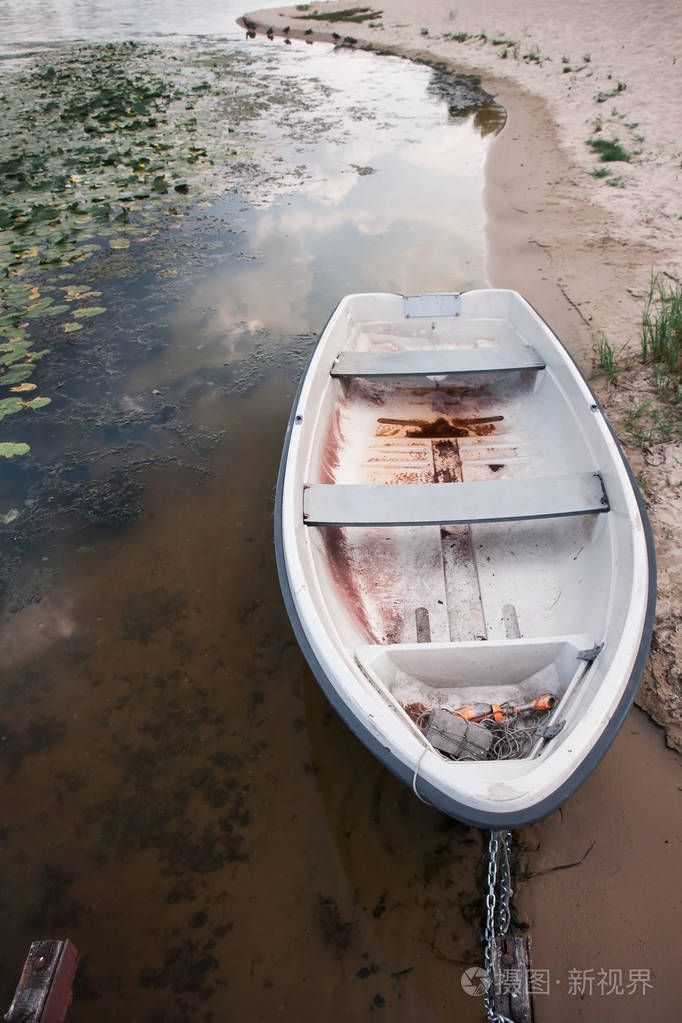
[72, 306, 106, 318]
[1, 364, 34, 386]
[0, 341, 32, 367]
[0, 395, 50, 420]
[25, 296, 55, 316]
[0, 443, 30, 459]
[62, 285, 102, 300]
[24, 396, 51, 411]
[0, 396, 27, 420]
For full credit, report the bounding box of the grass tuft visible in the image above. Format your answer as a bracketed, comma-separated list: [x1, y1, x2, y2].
[587, 137, 631, 162]
[642, 274, 681, 380]
[596, 80, 627, 103]
[592, 332, 628, 382]
[596, 334, 616, 378]
[619, 274, 682, 448]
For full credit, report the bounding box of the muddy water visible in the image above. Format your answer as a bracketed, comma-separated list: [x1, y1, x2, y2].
[0, 7, 680, 1023]
[1, 379, 491, 1021]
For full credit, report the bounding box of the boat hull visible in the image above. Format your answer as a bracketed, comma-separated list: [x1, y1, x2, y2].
[276, 291, 656, 828]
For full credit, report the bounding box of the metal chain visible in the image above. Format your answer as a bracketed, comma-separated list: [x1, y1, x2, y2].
[483, 829, 515, 1023]
[497, 830, 512, 935]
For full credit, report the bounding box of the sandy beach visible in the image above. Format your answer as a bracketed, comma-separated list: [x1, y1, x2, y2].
[245, 0, 682, 753]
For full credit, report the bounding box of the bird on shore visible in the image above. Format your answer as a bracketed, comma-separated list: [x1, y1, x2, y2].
[266, 27, 274, 38]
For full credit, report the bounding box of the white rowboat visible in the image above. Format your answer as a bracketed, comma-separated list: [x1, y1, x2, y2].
[275, 291, 655, 828]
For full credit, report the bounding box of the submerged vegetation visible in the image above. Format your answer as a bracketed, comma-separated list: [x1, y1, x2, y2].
[0, 33, 384, 601]
[0, 41, 269, 453]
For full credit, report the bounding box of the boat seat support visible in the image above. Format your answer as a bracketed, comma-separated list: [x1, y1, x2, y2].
[303, 472, 609, 527]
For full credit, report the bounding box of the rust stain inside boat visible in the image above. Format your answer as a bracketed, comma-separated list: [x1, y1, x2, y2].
[319, 404, 344, 483]
[432, 438, 463, 484]
[321, 526, 377, 643]
[376, 414, 503, 438]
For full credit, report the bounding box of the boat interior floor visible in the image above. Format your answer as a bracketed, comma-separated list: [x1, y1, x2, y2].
[315, 375, 606, 657]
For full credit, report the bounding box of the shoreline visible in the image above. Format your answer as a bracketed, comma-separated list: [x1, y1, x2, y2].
[243, 1, 681, 753]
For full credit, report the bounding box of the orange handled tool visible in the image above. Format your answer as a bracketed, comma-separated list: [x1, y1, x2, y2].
[453, 703, 505, 724]
[512, 694, 558, 714]
[451, 694, 557, 724]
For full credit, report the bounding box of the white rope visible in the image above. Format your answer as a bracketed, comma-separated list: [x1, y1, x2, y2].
[412, 745, 434, 805]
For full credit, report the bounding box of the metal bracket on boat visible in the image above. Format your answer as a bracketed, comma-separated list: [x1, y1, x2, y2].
[403, 293, 461, 318]
[577, 643, 604, 662]
[535, 719, 566, 741]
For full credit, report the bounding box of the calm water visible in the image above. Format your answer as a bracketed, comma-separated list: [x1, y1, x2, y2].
[0, 4, 499, 1021]
[0, 0, 243, 48]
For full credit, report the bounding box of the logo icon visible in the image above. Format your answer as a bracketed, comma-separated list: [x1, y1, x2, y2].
[461, 966, 489, 996]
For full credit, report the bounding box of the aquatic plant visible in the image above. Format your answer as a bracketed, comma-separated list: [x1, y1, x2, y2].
[0, 41, 261, 451]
